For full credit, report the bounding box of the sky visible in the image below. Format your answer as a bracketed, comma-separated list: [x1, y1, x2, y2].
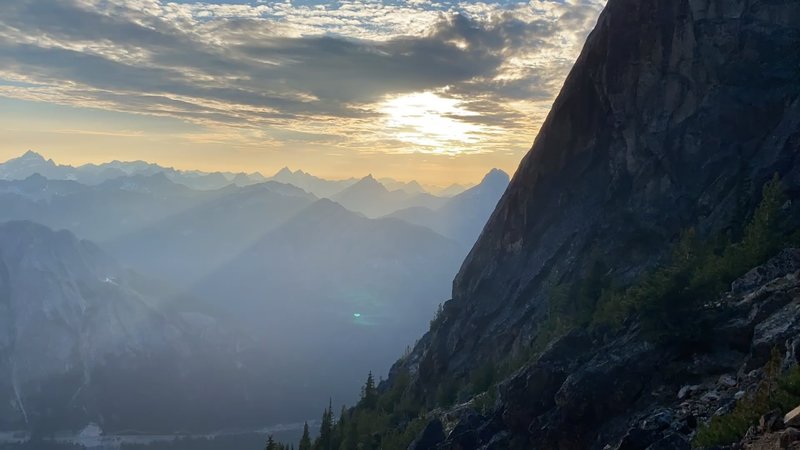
[0, 0, 605, 184]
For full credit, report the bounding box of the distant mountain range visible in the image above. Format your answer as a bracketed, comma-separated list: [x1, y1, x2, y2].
[0, 154, 510, 284]
[268, 166, 361, 198]
[331, 174, 447, 218]
[0, 150, 259, 191]
[0, 151, 468, 197]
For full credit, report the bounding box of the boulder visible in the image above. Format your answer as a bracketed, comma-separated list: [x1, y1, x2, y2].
[761, 409, 785, 433]
[731, 249, 800, 295]
[678, 385, 701, 400]
[785, 406, 800, 428]
[781, 428, 800, 449]
[718, 375, 737, 388]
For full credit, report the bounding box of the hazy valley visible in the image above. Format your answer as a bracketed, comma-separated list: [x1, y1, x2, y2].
[0, 150, 508, 447]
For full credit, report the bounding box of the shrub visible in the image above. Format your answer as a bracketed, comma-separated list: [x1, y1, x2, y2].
[693, 350, 800, 448]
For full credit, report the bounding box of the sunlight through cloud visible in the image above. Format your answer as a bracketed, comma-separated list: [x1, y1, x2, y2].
[379, 92, 485, 154]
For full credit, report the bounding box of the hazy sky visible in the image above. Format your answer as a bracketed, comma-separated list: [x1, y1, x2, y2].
[0, 0, 604, 184]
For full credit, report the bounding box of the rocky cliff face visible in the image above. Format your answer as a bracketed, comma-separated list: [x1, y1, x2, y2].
[406, 0, 800, 389]
[393, 0, 800, 448]
[492, 249, 800, 449]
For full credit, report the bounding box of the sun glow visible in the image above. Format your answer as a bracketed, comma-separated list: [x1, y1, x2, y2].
[379, 92, 485, 155]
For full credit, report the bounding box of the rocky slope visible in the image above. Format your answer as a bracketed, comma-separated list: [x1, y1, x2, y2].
[427, 249, 800, 449]
[387, 0, 800, 448]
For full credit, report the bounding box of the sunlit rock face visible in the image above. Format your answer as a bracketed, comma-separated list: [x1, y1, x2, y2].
[394, 0, 800, 446]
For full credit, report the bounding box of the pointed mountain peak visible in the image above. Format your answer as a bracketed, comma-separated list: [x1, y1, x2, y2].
[274, 166, 294, 177]
[332, 175, 389, 203]
[352, 174, 385, 190]
[480, 168, 510, 185]
[20, 150, 46, 161]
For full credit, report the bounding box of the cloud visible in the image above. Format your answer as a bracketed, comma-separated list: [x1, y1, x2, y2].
[0, 0, 606, 155]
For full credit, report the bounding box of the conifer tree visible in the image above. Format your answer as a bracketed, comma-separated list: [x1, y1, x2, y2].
[360, 372, 378, 410]
[299, 421, 312, 450]
[265, 434, 278, 450]
[316, 399, 334, 450]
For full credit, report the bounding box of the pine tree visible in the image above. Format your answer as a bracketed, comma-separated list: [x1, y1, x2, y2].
[299, 422, 312, 450]
[265, 435, 278, 450]
[316, 399, 333, 450]
[360, 372, 378, 410]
